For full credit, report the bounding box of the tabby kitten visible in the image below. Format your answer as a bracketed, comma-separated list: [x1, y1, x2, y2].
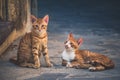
[10, 15, 53, 68]
[61, 33, 114, 71]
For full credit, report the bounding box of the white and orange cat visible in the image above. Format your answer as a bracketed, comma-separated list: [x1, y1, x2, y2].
[10, 15, 53, 68]
[61, 33, 114, 71]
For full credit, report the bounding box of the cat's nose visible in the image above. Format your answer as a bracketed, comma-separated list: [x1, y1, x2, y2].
[39, 30, 41, 32]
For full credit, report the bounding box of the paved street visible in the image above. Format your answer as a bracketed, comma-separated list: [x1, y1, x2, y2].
[0, 0, 120, 80]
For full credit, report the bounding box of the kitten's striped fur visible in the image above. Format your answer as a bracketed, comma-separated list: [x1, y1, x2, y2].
[62, 33, 114, 71]
[10, 15, 53, 68]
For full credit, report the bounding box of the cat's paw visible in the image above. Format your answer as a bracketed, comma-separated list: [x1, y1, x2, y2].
[33, 64, 40, 69]
[47, 63, 53, 67]
[89, 67, 96, 71]
[66, 63, 73, 68]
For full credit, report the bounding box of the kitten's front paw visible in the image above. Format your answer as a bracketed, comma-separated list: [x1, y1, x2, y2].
[47, 62, 53, 67]
[66, 63, 73, 68]
[89, 67, 96, 71]
[33, 64, 40, 69]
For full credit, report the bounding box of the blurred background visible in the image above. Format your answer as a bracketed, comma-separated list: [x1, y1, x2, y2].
[37, 0, 120, 35]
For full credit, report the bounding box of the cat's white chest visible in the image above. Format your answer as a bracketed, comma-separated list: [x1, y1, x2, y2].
[61, 50, 75, 62]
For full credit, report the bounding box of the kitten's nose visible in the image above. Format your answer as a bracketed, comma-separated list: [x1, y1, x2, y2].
[39, 30, 41, 32]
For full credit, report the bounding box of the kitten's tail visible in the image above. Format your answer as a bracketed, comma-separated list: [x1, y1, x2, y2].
[104, 60, 115, 69]
[9, 56, 17, 64]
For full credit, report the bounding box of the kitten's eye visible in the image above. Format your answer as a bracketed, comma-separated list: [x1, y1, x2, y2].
[70, 42, 75, 47]
[35, 25, 38, 28]
[70, 42, 73, 45]
[41, 25, 45, 29]
[41, 25, 44, 27]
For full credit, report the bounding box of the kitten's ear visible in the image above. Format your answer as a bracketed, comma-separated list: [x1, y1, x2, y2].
[68, 33, 74, 39]
[43, 15, 49, 24]
[77, 38, 83, 46]
[31, 15, 37, 23]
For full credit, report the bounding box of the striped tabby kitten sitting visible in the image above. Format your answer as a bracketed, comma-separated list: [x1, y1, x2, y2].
[10, 15, 53, 68]
[61, 33, 114, 71]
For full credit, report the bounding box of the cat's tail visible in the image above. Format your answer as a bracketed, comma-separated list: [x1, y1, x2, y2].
[9, 56, 17, 65]
[104, 60, 115, 69]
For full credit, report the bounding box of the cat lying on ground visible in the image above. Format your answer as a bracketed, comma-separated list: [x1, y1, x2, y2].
[61, 33, 114, 71]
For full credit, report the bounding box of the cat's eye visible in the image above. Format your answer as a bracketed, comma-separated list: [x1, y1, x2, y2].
[70, 42, 75, 47]
[41, 25, 44, 27]
[70, 42, 73, 45]
[41, 25, 45, 29]
[70, 42, 75, 48]
[35, 25, 38, 28]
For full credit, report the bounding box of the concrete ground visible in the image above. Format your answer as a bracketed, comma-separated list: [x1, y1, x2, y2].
[0, 32, 120, 80]
[0, 0, 120, 80]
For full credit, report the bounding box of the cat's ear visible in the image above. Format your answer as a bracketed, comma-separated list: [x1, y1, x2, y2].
[43, 15, 49, 24]
[68, 33, 74, 39]
[77, 38, 83, 46]
[31, 15, 37, 23]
